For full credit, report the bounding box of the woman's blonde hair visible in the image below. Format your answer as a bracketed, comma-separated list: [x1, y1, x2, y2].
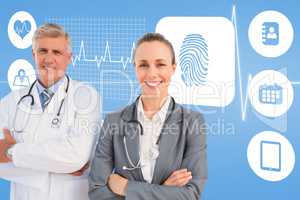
[133, 32, 175, 64]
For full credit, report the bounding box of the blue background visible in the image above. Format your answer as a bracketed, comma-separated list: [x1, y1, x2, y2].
[0, 0, 299, 199]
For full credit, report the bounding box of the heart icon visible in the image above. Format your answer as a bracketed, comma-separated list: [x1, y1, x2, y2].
[14, 20, 31, 39]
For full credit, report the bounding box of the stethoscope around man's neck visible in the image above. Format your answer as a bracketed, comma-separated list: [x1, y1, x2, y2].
[12, 75, 70, 133]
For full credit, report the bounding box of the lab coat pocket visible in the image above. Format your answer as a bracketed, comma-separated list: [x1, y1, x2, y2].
[63, 178, 89, 200]
[13, 183, 30, 200]
[12, 182, 46, 200]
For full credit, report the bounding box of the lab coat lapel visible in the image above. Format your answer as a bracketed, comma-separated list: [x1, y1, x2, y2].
[121, 101, 145, 181]
[152, 100, 183, 184]
[32, 86, 43, 112]
[15, 85, 43, 114]
[13, 85, 43, 142]
[33, 77, 68, 141]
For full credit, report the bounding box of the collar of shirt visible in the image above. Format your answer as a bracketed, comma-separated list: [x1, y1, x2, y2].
[137, 95, 171, 124]
[137, 96, 171, 183]
[36, 76, 65, 96]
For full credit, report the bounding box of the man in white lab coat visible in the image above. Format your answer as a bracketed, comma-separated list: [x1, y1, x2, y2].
[0, 23, 101, 200]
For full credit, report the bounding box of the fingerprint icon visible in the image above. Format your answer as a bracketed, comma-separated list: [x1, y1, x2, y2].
[179, 34, 209, 87]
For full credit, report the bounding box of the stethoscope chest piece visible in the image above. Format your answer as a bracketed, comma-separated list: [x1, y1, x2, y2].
[51, 117, 61, 129]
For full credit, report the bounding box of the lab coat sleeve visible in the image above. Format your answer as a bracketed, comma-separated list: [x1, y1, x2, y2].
[0, 93, 48, 191]
[88, 115, 122, 200]
[0, 93, 10, 137]
[125, 113, 207, 200]
[11, 87, 102, 173]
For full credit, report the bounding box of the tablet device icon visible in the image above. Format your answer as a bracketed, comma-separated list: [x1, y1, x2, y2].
[247, 131, 295, 181]
[260, 141, 281, 172]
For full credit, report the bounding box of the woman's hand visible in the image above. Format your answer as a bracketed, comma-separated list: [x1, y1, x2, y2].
[108, 174, 128, 196]
[163, 168, 192, 187]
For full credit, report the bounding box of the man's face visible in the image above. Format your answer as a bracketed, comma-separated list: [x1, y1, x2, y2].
[32, 36, 71, 87]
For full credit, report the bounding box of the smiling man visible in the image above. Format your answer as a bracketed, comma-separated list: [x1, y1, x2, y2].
[0, 23, 101, 200]
[32, 24, 72, 88]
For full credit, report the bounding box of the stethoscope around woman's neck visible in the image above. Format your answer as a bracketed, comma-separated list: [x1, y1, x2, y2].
[121, 97, 180, 171]
[12, 75, 70, 133]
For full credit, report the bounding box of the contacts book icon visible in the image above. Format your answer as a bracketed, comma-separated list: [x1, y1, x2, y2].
[262, 22, 279, 45]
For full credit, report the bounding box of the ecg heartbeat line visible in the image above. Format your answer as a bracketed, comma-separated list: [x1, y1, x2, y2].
[231, 4, 252, 121]
[71, 40, 135, 70]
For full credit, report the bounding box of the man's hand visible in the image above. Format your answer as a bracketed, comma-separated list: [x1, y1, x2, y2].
[0, 128, 16, 163]
[108, 174, 128, 196]
[69, 161, 90, 176]
[163, 168, 192, 187]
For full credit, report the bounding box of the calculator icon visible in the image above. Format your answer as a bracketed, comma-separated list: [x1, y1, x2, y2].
[259, 84, 282, 105]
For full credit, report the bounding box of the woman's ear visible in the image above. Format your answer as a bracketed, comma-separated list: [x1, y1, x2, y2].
[172, 63, 177, 74]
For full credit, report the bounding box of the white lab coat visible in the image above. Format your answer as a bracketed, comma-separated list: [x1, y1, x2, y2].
[0, 77, 101, 200]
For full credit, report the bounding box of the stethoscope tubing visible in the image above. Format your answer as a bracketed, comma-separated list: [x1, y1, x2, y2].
[12, 75, 70, 133]
[121, 97, 181, 171]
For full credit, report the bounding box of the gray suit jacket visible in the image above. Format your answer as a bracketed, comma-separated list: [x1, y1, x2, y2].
[89, 97, 207, 200]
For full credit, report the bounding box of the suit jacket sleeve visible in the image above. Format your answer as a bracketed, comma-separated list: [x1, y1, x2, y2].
[89, 115, 123, 200]
[0, 93, 48, 191]
[125, 112, 207, 200]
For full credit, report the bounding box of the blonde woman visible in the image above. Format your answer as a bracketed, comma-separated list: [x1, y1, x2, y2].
[89, 33, 207, 200]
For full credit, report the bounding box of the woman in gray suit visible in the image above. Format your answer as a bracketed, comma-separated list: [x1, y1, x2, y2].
[89, 33, 207, 200]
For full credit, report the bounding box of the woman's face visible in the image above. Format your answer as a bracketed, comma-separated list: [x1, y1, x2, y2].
[134, 41, 176, 99]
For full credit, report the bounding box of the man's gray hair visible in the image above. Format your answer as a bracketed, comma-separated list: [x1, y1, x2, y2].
[32, 23, 72, 52]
